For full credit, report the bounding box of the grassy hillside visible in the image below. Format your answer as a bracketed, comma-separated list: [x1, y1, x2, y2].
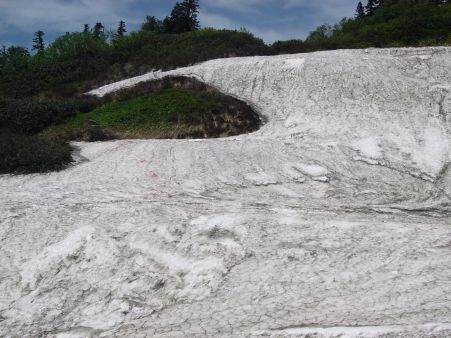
[42, 87, 260, 140]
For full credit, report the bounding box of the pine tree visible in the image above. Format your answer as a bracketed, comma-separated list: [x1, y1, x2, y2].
[182, 0, 200, 31]
[32, 30, 45, 53]
[83, 24, 90, 34]
[93, 22, 105, 39]
[116, 21, 127, 37]
[163, 0, 200, 33]
[365, 0, 377, 16]
[375, 0, 384, 8]
[113, 21, 127, 43]
[356, 2, 366, 18]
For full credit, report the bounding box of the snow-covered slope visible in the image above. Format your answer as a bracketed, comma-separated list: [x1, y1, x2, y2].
[1, 48, 450, 337]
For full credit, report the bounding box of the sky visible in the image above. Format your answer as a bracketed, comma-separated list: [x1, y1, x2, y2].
[0, 0, 358, 48]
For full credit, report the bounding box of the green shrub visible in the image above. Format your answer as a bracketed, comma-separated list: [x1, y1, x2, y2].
[272, 39, 311, 54]
[0, 133, 73, 174]
[303, 1, 451, 50]
[0, 98, 99, 133]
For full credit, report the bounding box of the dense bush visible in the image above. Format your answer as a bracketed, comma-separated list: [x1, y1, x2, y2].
[271, 39, 313, 54]
[304, 1, 451, 50]
[113, 29, 271, 72]
[0, 133, 73, 174]
[0, 98, 99, 133]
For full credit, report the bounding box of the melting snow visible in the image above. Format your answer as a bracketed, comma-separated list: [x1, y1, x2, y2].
[1, 47, 451, 337]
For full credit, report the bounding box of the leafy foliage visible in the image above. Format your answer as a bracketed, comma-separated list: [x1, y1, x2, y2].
[142, 16, 164, 33]
[0, 98, 98, 133]
[0, 46, 30, 70]
[305, 0, 451, 50]
[271, 39, 312, 54]
[0, 133, 73, 174]
[163, 0, 200, 33]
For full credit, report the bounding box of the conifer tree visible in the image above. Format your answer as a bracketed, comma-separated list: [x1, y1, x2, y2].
[116, 21, 127, 37]
[113, 21, 127, 43]
[163, 0, 200, 33]
[93, 22, 105, 39]
[356, 2, 366, 18]
[83, 24, 90, 34]
[365, 0, 377, 16]
[32, 30, 45, 53]
[375, 0, 384, 8]
[183, 0, 200, 31]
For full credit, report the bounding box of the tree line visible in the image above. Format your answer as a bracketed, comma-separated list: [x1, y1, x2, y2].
[0, 0, 270, 99]
[2, 0, 200, 57]
[3, 0, 451, 69]
[356, 0, 449, 18]
[298, 0, 451, 50]
[1, 0, 450, 90]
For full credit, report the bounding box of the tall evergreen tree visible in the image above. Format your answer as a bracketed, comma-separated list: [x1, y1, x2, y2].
[365, 0, 377, 16]
[113, 21, 127, 43]
[356, 2, 366, 18]
[182, 0, 200, 31]
[32, 30, 45, 53]
[116, 21, 127, 37]
[93, 22, 105, 39]
[83, 24, 90, 34]
[375, 0, 385, 8]
[163, 0, 200, 33]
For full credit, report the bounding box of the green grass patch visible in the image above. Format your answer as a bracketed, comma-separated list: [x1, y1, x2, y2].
[42, 88, 234, 139]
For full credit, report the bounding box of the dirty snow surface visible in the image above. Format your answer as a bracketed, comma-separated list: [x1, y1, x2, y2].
[1, 48, 451, 338]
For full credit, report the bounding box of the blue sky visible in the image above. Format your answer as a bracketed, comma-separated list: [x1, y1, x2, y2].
[0, 0, 358, 48]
